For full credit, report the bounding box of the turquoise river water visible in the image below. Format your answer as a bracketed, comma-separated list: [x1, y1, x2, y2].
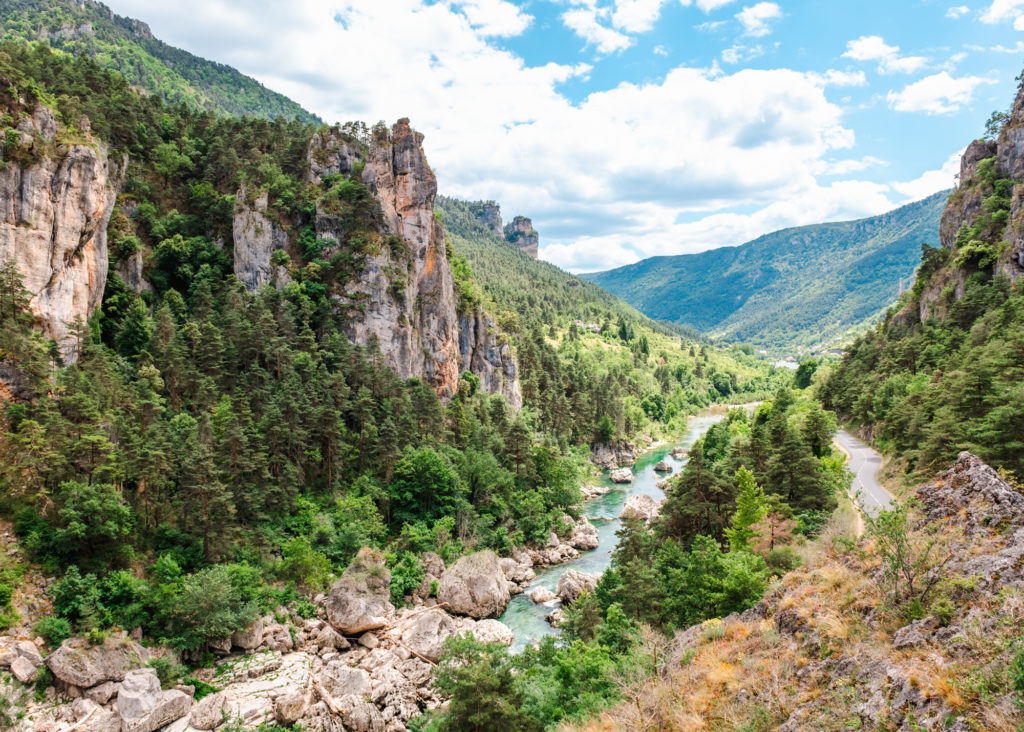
[499, 406, 733, 652]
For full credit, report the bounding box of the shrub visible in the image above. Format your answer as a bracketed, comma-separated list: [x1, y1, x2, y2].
[766, 546, 801, 572]
[34, 617, 72, 647]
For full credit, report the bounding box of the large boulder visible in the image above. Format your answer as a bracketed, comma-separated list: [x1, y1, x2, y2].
[46, 635, 149, 688]
[437, 550, 511, 618]
[609, 468, 633, 484]
[468, 619, 514, 646]
[567, 516, 599, 550]
[319, 661, 372, 699]
[117, 668, 192, 732]
[621, 494, 663, 524]
[189, 691, 228, 730]
[654, 460, 672, 473]
[530, 587, 556, 604]
[230, 618, 264, 650]
[399, 609, 456, 662]
[325, 548, 395, 634]
[556, 569, 599, 606]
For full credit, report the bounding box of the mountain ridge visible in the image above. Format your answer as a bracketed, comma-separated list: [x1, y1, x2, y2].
[582, 191, 948, 349]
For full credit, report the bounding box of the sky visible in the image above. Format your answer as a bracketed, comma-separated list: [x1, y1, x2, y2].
[106, 0, 1024, 272]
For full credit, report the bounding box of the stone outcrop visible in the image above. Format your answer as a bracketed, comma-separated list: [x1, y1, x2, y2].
[654, 460, 672, 473]
[46, 634, 149, 688]
[458, 310, 523, 409]
[591, 441, 636, 469]
[117, 668, 191, 732]
[398, 609, 455, 662]
[0, 102, 120, 361]
[325, 549, 395, 634]
[469, 200, 503, 237]
[504, 215, 539, 259]
[437, 550, 511, 618]
[918, 84, 1024, 321]
[305, 120, 522, 406]
[232, 187, 289, 291]
[610, 467, 633, 484]
[620, 493, 663, 524]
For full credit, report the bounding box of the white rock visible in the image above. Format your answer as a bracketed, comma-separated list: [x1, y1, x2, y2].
[609, 468, 633, 483]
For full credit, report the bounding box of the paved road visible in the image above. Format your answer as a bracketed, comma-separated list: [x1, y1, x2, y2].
[835, 429, 893, 517]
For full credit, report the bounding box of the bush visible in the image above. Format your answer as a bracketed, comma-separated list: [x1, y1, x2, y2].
[34, 616, 72, 647]
[766, 546, 801, 572]
[277, 537, 332, 592]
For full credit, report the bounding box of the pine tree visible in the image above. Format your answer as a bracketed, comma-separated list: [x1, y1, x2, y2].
[725, 466, 766, 552]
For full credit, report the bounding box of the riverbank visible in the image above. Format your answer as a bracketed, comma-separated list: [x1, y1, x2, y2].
[500, 407, 734, 651]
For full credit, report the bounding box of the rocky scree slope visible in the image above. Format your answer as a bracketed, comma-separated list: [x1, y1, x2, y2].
[571, 452, 1024, 731]
[0, 531, 605, 732]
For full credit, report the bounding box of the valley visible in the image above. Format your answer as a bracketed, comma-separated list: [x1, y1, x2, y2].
[0, 1, 1022, 731]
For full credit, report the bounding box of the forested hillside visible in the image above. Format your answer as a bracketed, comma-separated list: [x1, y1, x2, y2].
[820, 83, 1024, 477]
[439, 196, 784, 442]
[583, 192, 946, 349]
[1, 0, 318, 122]
[0, 38, 784, 678]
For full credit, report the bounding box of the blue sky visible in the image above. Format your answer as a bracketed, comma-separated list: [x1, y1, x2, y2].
[109, 0, 1024, 271]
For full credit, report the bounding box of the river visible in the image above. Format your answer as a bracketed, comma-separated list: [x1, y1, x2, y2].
[499, 406, 734, 652]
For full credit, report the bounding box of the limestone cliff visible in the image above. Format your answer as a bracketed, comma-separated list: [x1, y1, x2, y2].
[469, 201, 503, 237]
[233, 187, 289, 291]
[298, 119, 520, 404]
[918, 83, 1024, 320]
[458, 310, 522, 409]
[504, 215, 539, 259]
[0, 102, 119, 361]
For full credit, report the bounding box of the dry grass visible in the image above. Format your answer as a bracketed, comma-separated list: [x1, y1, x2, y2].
[564, 494, 1024, 732]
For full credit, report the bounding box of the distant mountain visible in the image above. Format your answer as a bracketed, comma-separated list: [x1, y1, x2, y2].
[581, 191, 948, 349]
[0, 0, 319, 122]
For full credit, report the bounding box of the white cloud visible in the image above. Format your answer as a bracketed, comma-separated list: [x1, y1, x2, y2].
[946, 5, 970, 18]
[736, 2, 782, 37]
[100, 0, 939, 273]
[843, 35, 928, 74]
[890, 150, 962, 199]
[980, 0, 1024, 27]
[456, 0, 532, 37]
[887, 71, 995, 114]
[816, 156, 888, 175]
[695, 0, 739, 10]
[721, 44, 764, 63]
[562, 6, 633, 53]
[653, 44, 669, 56]
[612, 0, 668, 32]
[992, 40, 1024, 51]
[814, 69, 868, 86]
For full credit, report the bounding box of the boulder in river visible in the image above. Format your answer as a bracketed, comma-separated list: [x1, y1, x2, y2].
[621, 493, 663, 524]
[556, 569, 599, 605]
[654, 459, 672, 473]
[530, 587, 556, 604]
[609, 468, 633, 483]
[437, 550, 511, 618]
[670, 446, 689, 459]
[566, 516, 600, 550]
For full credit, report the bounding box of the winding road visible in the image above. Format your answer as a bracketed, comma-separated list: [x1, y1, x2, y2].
[834, 429, 893, 518]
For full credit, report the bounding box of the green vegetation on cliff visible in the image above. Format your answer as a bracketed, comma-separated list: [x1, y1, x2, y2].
[1, 0, 318, 122]
[582, 191, 947, 349]
[820, 86, 1024, 477]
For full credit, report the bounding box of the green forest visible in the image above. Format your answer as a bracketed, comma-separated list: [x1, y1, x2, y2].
[820, 162, 1024, 477]
[1, 0, 318, 122]
[0, 40, 787, 666]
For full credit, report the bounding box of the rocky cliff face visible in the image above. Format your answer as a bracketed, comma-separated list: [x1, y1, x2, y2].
[924, 84, 1024, 320]
[470, 201, 503, 237]
[458, 310, 522, 409]
[0, 103, 119, 361]
[233, 187, 289, 291]
[297, 120, 522, 404]
[504, 215, 539, 259]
